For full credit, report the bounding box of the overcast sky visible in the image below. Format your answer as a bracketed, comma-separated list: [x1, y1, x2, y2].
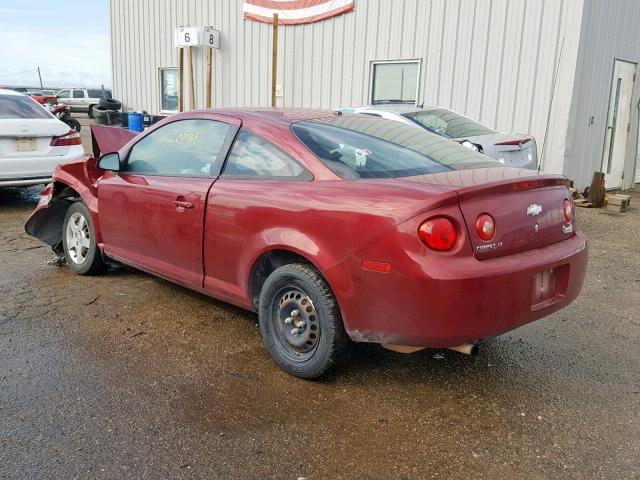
[0, 1, 111, 89]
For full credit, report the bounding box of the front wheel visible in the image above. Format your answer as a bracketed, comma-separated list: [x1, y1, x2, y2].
[62, 202, 106, 275]
[258, 263, 350, 379]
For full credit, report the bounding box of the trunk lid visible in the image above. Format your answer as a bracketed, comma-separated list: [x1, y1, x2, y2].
[402, 167, 575, 260]
[0, 118, 70, 157]
[464, 133, 538, 169]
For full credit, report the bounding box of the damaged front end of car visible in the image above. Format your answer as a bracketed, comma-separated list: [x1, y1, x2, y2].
[25, 181, 84, 255]
[25, 124, 137, 255]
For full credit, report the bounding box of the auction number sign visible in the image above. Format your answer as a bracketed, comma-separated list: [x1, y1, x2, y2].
[175, 26, 220, 48]
[203, 26, 220, 49]
[176, 26, 201, 47]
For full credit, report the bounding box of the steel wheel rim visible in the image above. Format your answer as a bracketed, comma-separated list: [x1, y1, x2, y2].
[271, 286, 320, 362]
[66, 212, 90, 264]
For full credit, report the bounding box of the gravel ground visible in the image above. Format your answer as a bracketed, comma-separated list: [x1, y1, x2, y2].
[0, 158, 639, 478]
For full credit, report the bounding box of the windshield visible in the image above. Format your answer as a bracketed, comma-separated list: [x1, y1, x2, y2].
[403, 108, 495, 139]
[0, 94, 53, 120]
[292, 115, 498, 179]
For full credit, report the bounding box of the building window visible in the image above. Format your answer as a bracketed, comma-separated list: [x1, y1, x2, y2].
[369, 60, 420, 105]
[159, 67, 179, 112]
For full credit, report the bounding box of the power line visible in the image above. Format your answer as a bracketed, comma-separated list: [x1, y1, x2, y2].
[0, 68, 36, 79]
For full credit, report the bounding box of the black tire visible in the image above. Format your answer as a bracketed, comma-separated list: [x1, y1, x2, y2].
[258, 263, 350, 379]
[87, 104, 95, 119]
[62, 202, 106, 275]
[93, 106, 109, 125]
[99, 98, 121, 111]
[65, 117, 81, 132]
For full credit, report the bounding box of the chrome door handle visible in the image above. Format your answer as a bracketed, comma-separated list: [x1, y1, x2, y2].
[172, 200, 194, 211]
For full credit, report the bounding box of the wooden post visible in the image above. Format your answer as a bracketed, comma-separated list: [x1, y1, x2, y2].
[206, 48, 213, 109]
[271, 13, 278, 107]
[588, 171, 606, 208]
[178, 48, 184, 112]
[188, 46, 196, 110]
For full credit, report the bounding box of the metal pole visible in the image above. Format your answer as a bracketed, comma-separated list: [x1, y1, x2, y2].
[271, 13, 278, 107]
[37, 66, 43, 89]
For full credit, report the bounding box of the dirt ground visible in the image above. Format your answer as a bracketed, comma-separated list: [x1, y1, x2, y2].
[0, 127, 639, 478]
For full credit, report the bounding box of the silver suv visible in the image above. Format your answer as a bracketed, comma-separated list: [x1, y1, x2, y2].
[55, 88, 112, 118]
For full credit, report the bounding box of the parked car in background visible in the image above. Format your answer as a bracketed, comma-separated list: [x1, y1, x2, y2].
[340, 106, 538, 170]
[0, 89, 84, 187]
[28, 91, 58, 105]
[25, 109, 586, 378]
[55, 88, 112, 118]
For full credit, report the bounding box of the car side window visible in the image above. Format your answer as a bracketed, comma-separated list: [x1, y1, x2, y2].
[123, 119, 232, 177]
[73, 90, 85, 99]
[222, 130, 311, 179]
[57, 90, 70, 99]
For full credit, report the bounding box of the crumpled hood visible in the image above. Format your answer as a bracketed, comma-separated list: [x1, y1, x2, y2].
[90, 124, 138, 157]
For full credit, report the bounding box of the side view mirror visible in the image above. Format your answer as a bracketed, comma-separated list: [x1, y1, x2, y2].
[97, 152, 120, 171]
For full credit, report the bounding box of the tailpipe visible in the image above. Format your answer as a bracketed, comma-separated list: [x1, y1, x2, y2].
[448, 343, 478, 356]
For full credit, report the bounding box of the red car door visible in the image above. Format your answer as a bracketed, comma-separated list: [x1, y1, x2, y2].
[98, 115, 240, 287]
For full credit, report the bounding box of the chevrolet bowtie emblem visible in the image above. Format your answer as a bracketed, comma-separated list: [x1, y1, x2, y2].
[527, 204, 542, 216]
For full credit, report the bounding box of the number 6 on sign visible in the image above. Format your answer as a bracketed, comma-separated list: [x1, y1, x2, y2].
[175, 26, 201, 47]
[203, 27, 220, 49]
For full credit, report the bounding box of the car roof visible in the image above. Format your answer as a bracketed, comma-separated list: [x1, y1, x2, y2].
[191, 108, 340, 125]
[0, 88, 25, 96]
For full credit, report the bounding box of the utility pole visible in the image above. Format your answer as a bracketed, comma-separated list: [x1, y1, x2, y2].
[37, 66, 43, 89]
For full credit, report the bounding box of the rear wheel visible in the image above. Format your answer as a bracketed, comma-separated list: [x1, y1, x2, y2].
[87, 104, 95, 118]
[62, 202, 105, 275]
[258, 264, 349, 379]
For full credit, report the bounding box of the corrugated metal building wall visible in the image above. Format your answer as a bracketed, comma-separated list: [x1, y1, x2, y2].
[567, 0, 640, 189]
[112, 0, 640, 188]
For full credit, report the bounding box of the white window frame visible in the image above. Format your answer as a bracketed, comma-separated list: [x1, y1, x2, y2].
[368, 59, 421, 106]
[158, 66, 179, 114]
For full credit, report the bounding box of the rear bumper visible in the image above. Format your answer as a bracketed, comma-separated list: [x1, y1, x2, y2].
[0, 176, 52, 187]
[336, 232, 588, 348]
[0, 147, 84, 187]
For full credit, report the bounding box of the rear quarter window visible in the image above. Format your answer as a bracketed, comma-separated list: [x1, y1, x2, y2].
[222, 130, 311, 179]
[0, 94, 53, 120]
[88, 89, 111, 99]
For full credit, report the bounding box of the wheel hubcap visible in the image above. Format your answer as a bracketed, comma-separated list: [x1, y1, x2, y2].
[65, 212, 90, 264]
[275, 289, 319, 359]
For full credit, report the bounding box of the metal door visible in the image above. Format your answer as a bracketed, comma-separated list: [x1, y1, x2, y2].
[602, 60, 636, 189]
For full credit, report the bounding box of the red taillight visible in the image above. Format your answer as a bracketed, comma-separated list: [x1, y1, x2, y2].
[50, 130, 81, 146]
[418, 217, 457, 251]
[563, 199, 573, 223]
[475, 213, 495, 241]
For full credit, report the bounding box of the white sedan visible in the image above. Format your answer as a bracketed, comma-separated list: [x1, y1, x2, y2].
[339, 105, 538, 170]
[0, 89, 84, 187]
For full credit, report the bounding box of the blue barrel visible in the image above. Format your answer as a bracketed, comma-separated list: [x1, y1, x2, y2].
[128, 112, 144, 132]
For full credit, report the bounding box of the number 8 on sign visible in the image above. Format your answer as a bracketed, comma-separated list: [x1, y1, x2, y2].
[204, 27, 220, 49]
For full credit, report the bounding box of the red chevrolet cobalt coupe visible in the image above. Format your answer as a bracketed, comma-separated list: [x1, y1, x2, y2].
[25, 109, 587, 378]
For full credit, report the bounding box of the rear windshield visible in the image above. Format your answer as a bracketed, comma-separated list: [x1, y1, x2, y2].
[403, 108, 495, 139]
[291, 115, 498, 179]
[0, 94, 52, 120]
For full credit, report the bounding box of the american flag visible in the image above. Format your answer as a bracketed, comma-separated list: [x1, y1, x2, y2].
[243, 0, 355, 25]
